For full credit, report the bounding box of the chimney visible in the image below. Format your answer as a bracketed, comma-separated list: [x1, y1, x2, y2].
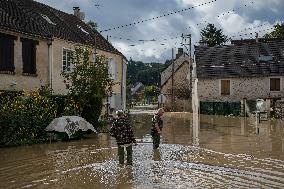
[73, 7, 85, 20]
[73, 7, 80, 17]
[255, 32, 259, 43]
[176, 48, 184, 59]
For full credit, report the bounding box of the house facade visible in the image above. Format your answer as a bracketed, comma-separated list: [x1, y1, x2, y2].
[194, 39, 284, 115]
[0, 0, 127, 113]
[160, 48, 191, 112]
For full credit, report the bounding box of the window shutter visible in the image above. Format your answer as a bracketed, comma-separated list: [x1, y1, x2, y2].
[270, 78, 280, 91]
[0, 37, 15, 72]
[108, 58, 113, 78]
[276, 78, 280, 91]
[22, 38, 37, 74]
[221, 80, 230, 95]
[112, 59, 117, 80]
[22, 41, 31, 73]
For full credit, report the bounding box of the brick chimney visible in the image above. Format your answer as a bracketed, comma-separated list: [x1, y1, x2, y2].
[73, 7, 85, 20]
[255, 32, 259, 43]
[73, 7, 80, 17]
[176, 48, 184, 59]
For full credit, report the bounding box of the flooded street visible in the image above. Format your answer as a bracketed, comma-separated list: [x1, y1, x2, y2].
[0, 112, 284, 189]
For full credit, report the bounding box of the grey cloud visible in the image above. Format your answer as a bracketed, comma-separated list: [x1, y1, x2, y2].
[35, 0, 282, 62]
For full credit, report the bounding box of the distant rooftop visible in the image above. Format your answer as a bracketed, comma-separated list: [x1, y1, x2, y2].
[195, 40, 284, 78]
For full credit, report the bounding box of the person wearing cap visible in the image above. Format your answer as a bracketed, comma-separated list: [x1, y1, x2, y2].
[110, 110, 136, 165]
[151, 108, 164, 149]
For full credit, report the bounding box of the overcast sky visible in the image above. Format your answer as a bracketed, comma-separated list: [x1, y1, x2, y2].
[36, 0, 284, 62]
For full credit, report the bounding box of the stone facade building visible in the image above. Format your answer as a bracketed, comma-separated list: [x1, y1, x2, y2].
[160, 48, 192, 112]
[194, 39, 284, 115]
[0, 0, 127, 112]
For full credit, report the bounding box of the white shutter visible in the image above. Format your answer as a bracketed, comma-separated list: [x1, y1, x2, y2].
[114, 60, 117, 80]
[108, 58, 112, 78]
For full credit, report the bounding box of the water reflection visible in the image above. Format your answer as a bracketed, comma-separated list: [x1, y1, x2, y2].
[0, 113, 283, 188]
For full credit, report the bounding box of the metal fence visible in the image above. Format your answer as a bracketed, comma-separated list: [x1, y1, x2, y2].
[200, 101, 241, 116]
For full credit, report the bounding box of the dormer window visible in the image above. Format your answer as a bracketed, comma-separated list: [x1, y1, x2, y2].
[258, 55, 273, 62]
[77, 25, 89, 35]
[40, 14, 56, 25]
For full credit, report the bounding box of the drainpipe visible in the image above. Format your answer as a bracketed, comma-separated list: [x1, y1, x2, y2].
[121, 57, 124, 110]
[47, 37, 53, 94]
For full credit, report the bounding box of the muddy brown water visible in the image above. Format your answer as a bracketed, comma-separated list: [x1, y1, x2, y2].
[0, 113, 283, 189]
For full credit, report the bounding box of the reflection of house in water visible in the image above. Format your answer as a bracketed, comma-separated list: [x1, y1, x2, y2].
[194, 38, 284, 116]
[160, 48, 192, 112]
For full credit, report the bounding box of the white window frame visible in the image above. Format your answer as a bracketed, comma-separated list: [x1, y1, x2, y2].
[269, 77, 281, 92]
[62, 48, 74, 72]
[220, 79, 231, 96]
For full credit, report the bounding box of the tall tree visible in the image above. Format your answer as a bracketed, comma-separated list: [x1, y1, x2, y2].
[265, 23, 284, 39]
[200, 23, 228, 47]
[62, 47, 113, 123]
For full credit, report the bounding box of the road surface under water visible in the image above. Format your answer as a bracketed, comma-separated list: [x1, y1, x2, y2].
[0, 112, 283, 188]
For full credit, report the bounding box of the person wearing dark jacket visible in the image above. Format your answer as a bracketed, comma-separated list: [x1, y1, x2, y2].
[110, 110, 136, 165]
[151, 108, 164, 149]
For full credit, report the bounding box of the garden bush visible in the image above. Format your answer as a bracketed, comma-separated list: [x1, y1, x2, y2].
[0, 90, 57, 146]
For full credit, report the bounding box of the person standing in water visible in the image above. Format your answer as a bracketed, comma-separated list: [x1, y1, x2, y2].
[151, 108, 164, 149]
[110, 110, 136, 166]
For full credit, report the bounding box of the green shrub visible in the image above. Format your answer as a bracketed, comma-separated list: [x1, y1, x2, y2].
[81, 95, 103, 127]
[0, 90, 57, 146]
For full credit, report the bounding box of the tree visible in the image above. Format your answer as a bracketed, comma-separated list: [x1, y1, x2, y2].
[144, 85, 159, 103]
[62, 47, 113, 124]
[200, 23, 228, 47]
[265, 23, 284, 39]
[87, 21, 98, 31]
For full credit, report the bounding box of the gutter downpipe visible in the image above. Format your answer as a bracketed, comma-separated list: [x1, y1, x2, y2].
[47, 37, 53, 94]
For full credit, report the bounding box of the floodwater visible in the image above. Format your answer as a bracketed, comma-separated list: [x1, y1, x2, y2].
[0, 113, 284, 189]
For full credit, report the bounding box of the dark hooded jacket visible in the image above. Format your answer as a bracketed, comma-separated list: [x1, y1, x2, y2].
[110, 117, 136, 145]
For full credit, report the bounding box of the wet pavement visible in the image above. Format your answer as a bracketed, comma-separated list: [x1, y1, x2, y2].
[0, 112, 284, 189]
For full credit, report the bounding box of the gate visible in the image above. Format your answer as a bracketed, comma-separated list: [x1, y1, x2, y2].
[200, 101, 241, 116]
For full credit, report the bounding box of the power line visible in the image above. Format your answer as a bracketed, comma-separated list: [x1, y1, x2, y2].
[229, 27, 274, 39]
[217, 1, 254, 18]
[185, 1, 255, 30]
[106, 1, 255, 45]
[99, 0, 218, 33]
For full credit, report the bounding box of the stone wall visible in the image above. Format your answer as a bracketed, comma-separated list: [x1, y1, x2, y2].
[197, 77, 284, 102]
[161, 61, 191, 111]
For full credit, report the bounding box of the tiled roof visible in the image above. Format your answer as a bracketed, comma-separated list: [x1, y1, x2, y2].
[195, 40, 284, 78]
[0, 0, 125, 59]
[160, 53, 189, 86]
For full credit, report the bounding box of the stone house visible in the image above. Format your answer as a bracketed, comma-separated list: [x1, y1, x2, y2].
[160, 48, 192, 112]
[0, 0, 127, 112]
[194, 39, 284, 115]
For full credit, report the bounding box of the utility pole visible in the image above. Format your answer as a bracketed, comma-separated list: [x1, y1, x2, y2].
[171, 48, 175, 112]
[181, 33, 192, 96]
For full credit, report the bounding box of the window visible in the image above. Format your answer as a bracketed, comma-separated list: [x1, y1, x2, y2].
[221, 80, 230, 95]
[62, 49, 74, 72]
[270, 78, 280, 91]
[0, 33, 16, 73]
[258, 55, 273, 62]
[21, 38, 38, 75]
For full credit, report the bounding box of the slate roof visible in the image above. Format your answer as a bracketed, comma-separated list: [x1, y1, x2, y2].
[0, 0, 125, 59]
[161, 53, 189, 86]
[195, 40, 284, 78]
